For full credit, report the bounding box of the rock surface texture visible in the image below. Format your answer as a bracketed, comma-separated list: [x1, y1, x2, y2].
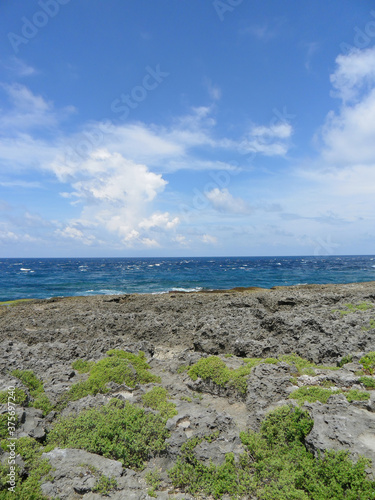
[0, 281, 375, 498]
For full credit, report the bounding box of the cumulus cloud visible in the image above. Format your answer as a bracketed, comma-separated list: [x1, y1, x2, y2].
[205, 188, 250, 214]
[330, 47, 375, 102]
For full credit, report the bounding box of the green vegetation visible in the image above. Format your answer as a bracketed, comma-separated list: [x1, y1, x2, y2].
[92, 474, 118, 495]
[47, 399, 169, 470]
[180, 396, 192, 402]
[177, 365, 189, 374]
[360, 352, 375, 374]
[71, 359, 94, 373]
[142, 387, 178, 420]
[333, 302, 374, 316]
[338, 355, 353, 367]
[289, 386, 370, 405]
[359, 376, 375, 389]
[169, 405, 375, 499]
[0, 387, 27, 405]
[289, 386, 335, 405]
[345, 389, 370, 402]
[61, 350, 161, 405]
[187, 354, 338, 396]
[0, 299, 32, 307]
[362, 319, 375, 331]
[0, 414, 19, 440]
[0, 436, 52, 499]
[145, 468, 161, 497]
[11, 370, 53, 416]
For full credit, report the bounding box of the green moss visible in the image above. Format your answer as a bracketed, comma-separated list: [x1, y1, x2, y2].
[47, 400, 169, 470]
[177, 365, 189, 374]
[142, 387, 178, 420]
[359, 376, 375, 389]
[0, 388, 27, 405]
[289, 386, 336, 405]
[180, 396, 192, 402]
[71, 359, 94, 373]
[345, 389, 370, 402]
[169, 406, 375, 499]
[360, 352, 375, 374]
[61, 350, 161, 404]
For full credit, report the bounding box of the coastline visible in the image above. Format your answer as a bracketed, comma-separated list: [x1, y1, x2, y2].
[1, 280, 375, 497]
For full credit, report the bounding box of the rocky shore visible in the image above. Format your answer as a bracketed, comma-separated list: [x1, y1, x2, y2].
[1, 281, 375, 498]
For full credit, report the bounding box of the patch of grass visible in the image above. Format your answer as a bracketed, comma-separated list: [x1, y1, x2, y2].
[345, 389, 370, 402]
[224, 353, 233, 358]
[177, 365, 189, 374]
[92, 474, 118, 495]
[61, 350, 161, 405]
[338, 355, 353, 367]
[289, 386, 335, 405]
[169, 405, 375, 499]
[145, 468, 161, 498]
[278, 353, 318, 375]
[0, 436, 52, 499]
[180, 396, 192, 402]
[11, 370, 53, 416]
[359, 376, 375, 389]
[0, 388, 27, 405]
[142, 387, 178, 420]
[188, 356, 278, 395]
[360, 352, 375, 374]
[334, 302, 374, 317]
[71, 359, 94, 373]
[47, 399, 169, 470]
[0, 414, 19, 439]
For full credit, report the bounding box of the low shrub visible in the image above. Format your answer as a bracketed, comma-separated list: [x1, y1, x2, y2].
[62, 350, 161, 404]
[0, 388, 27, 405]
[360, 352, 375, 374]
[142, 387, 177, 420]
[47, 400, 169, 470]
[169, 405, 375, 499]
[359, 376, 375, 389]
[345, 389, 370, 402]
[11, 370, 52, 416]
[289, 386, 335, 405]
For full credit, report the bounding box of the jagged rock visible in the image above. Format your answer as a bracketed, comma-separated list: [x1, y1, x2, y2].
[245, 362, 295, 429]
[41, 448, 123, 499]
[305, 394, 375, 472]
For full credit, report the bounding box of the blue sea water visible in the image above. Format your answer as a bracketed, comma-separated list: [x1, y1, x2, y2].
[0, 256, 375, 302]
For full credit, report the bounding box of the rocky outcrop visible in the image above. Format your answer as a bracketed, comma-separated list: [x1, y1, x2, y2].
[1, 282, 375, 498]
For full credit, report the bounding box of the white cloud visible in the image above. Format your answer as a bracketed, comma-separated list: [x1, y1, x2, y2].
[3, 57, 36, 77]
[139, 212, 179, 230]
[56, 226, 95, 245]
[240, 122, 293, 156]
[201, 234, 218, 245]
[0, 83, 75, 133]
[330, 47, 375, 102]
[205, 188, 250, 214]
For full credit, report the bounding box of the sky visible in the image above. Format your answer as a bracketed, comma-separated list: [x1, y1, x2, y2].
[0, 0, 375, 257]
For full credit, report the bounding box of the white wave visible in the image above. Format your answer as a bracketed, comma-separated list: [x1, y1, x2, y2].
[20, 268, 31, 271]
[170, 287, 203, 293]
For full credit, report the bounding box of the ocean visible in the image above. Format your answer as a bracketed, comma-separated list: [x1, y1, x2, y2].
[0, 255, 375, 302]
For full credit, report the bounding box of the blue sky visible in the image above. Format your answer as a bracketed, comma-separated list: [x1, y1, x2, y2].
[0, 0, 375, 257]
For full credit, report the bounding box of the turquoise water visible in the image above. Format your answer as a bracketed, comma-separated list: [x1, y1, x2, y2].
[0, 256, 375, 302]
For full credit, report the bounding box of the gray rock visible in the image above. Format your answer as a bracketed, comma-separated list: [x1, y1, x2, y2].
[41, 447, 123, 499]
[305, 394, 375, 472]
